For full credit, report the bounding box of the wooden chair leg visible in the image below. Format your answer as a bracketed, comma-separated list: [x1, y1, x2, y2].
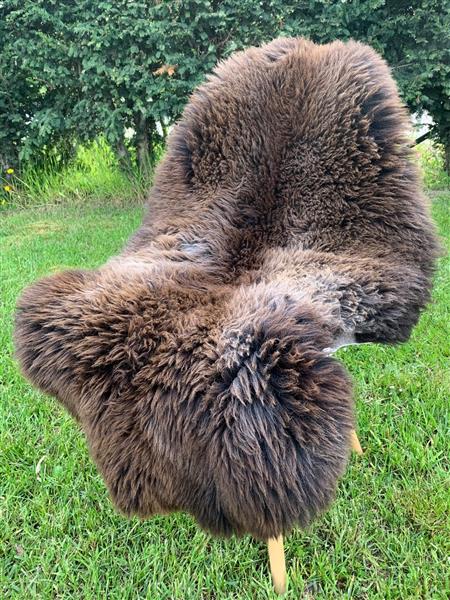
[268, 535, 286, 595]
[351, 429, 363, 455]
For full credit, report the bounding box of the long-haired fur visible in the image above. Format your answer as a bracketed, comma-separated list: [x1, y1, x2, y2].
[14, 38, 439, 540]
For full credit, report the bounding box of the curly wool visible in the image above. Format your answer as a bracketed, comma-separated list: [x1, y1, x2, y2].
[14, 38, 439, 540]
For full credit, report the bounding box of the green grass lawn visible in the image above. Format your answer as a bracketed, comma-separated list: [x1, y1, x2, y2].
[1, 195, 449, 599]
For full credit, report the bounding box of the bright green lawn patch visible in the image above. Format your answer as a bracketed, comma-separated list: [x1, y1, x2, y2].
[1, 197, 449, 599]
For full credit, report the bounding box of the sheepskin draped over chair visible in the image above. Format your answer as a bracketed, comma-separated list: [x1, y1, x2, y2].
[15, 39, 439, 546]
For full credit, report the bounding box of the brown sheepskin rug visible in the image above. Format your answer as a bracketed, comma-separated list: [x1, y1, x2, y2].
[14, 38, 439, 541]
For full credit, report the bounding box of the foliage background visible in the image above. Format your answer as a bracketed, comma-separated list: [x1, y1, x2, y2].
[1, 0, 449, 175]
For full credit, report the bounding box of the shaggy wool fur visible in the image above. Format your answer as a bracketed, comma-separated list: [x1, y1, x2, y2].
[14, 38, 439, 541]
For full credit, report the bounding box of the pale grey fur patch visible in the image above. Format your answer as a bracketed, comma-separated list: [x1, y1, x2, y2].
[323, 332, 358, 355]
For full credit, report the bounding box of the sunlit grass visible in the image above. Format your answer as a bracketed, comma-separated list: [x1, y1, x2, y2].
[0, 139, 155, 209]
[414, 140, 450, 191]
[0, 193, 448, 598]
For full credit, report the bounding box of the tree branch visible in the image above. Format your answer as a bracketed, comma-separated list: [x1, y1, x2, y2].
[414, 130, 432, 146]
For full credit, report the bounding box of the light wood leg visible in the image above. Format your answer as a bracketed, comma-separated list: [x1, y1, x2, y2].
[351, 429, 363, 455]
[268, 535, 286, 595]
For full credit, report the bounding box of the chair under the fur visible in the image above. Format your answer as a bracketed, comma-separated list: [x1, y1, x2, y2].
[15, 38, 439, 545]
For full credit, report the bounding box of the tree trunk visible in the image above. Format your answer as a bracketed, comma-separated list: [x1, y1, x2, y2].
[115, 138, 134, 176]
[445, 143, 450, 176]
[161, 120, 170, 142]
[135, 113, 152, 178]
[414, 130, 431, 146]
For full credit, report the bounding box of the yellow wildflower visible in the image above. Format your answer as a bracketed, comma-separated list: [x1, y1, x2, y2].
[6, 168, 14, 174]
[4, 185, 12, 192]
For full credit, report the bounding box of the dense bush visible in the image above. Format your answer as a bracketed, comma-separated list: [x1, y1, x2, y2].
[1, 0, 449, 173]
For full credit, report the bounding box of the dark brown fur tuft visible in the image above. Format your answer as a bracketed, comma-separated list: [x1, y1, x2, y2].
[14, 37, 440, 539]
